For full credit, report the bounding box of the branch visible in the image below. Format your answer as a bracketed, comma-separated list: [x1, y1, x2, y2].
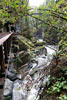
[27, 13, 59, 29]
[38, 9, 67, 21]
[24, 13, 67, 33]
[38, 8, 67, 16]
[27, 8, 67, 21]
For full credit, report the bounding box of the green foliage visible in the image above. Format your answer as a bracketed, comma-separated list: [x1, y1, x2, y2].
[47, 75, 67, 94]
[0, 0, 28, 23]
[14, 56, 22, 68]
[59, 95, 67, 100]
[29, 0, 67, 44]
[58, 34, 67, 59]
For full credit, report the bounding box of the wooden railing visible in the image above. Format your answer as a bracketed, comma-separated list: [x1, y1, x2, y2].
[0, 32, 12, 72]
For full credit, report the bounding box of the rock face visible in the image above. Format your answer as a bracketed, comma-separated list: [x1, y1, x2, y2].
[3, 78, 13, 96]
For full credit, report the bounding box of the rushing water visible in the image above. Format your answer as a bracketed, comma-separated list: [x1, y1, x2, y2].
[26, 45, 57, 100]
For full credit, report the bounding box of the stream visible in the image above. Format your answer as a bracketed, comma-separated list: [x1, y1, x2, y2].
[3, 45, 57, 100]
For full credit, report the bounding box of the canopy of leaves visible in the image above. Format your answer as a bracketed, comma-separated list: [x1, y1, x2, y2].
[0, 0, 28, 23]
[28, 0, 67, 44]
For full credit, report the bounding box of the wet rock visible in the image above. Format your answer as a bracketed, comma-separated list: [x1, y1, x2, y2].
[6, 70, 17, 81]
[27, 88, 37, 100]
[13, 81, 27, 100]
[27, 81, 42, 100]
[3, 78, 13, 96]
[33, 71, 44, 81]
[35, 40, 46, 46]
[16, 74, 22, 80]
[37, 55, 48, 67]
[9, 68, 17, 74]
[39, 47, 47, 56]
[28, 59, 38, 68]
[29, 56, 48, 75]
[35, 46, 47, 56]
[23, 74, 32, 91]
[13, 82, 23, 100]
[42, 75, 50, 86]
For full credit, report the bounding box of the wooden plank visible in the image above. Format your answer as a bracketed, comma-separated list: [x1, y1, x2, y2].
[0, 33, 12, 46]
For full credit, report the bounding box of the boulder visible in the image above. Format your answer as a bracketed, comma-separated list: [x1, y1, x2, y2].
[28, 59, 38, 68]
[16, 74, 22, 80]
[6, 70, 17, 81]
[18, 36, 34, 51]
[23, 74, 32, 91]
[29, 56, 48, 75]
[19, 42, 28, 51]
[35, 46, 47, 56]
[3, 78, 13, 96]
[35, 39, 46, 46]
[13, 80, 27, 100]
[14, 52, 30, 68]
[13, 82, 24, 100]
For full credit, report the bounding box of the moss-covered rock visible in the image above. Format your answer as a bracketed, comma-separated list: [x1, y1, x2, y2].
[14, 52, 30, 68]
[18, 36, 35, 51]
[35, 40, 46, 46]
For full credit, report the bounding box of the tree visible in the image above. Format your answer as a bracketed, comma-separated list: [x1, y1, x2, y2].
[0, 0, 28, 24]
[27, 0, 67, 44]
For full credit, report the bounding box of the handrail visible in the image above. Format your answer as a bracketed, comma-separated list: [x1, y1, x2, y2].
[0, 33, 12, 46]
[0, 32, 13, 72]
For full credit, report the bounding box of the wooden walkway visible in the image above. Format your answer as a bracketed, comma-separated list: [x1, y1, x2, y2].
[0, 33, 12, 72]
[0, 32, 12, 100]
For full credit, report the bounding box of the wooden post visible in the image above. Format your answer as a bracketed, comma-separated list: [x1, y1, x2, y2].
[9, 36, 11, 52]
[4, 41, 8, 63]
[0, 45, 5, 72]
[6, 39, 10, 55]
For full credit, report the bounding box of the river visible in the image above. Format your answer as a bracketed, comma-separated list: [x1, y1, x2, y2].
[3, 45, 57, 100]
